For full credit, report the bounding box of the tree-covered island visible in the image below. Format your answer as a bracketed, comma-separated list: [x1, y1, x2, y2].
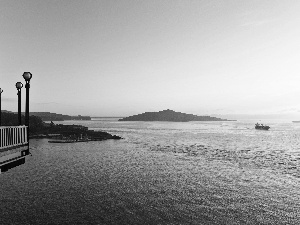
[119, 109, 235, 122]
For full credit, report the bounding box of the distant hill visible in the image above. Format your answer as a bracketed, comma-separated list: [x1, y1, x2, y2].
[29, 112, 91, 121]
[119, 109, 235, 122]
[2, 110, 91, 121]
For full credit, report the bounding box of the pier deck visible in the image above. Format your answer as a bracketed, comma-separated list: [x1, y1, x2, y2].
[0, 126, 30, 173]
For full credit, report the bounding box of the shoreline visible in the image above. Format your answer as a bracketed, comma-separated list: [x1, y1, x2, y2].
[30, 122, 122, 141]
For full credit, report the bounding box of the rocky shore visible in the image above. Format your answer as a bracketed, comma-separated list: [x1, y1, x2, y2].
[1, 111, 122, 141]
[31, 122, 122, 140]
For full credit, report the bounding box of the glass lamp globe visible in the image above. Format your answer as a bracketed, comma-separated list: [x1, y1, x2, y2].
[16, 82, 23, 89]
[0, 88, 3, 93]
[23, 72, 32, 81]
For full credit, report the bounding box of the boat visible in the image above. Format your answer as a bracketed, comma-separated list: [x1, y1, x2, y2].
[48, 138, 91, 143]
[76, 139, 90, 142]
[255, 123, 270, 130]
[48, 140, 77, 143]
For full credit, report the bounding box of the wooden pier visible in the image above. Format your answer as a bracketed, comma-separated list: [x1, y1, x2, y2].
[0, 126, 30, 173]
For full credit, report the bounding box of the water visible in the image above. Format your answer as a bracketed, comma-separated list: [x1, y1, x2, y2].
[1, 119, 300, 224]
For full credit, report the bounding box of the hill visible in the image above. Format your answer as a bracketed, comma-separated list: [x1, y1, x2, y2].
[2, 111, 91, 121]
[119, 109, 235, 122]
[29, 112, 91, 121]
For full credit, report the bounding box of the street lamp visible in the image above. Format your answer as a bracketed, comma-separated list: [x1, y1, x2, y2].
[16, 82, 23, 126]
[22, 72, 32, 127]
[0, 88, 3, 126]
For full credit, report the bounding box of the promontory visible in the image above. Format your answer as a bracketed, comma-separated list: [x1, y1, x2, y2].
[119, 109, 234, 122]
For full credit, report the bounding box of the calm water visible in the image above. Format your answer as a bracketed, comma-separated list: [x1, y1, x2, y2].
[1, 119, 300, 224]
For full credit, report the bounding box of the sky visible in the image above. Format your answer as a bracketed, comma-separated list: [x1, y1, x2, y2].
[1, 0, 300, 118]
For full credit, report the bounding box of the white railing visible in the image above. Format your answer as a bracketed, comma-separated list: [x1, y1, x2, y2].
[0, 126, 28, 150]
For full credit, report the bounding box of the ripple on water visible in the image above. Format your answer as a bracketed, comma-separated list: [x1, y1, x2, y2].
[2, 121, 300, 224]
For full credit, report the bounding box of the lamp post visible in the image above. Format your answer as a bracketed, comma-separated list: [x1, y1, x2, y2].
[0, 88, 3, 126]
[16, 82, 23, 126]
[22, 72, 32, 127]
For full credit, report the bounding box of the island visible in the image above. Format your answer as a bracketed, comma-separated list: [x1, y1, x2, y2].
[119, 109, 234, 122]
[1, 111, 122, 141]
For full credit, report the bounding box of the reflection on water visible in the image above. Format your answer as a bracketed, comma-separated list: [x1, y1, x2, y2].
[1, 119, 300, 224]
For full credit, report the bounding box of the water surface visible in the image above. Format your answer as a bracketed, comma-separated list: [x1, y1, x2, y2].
[1, 119, 300, 224]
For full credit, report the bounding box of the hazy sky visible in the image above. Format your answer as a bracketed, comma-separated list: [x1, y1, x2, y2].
[1, 0, 300, 117]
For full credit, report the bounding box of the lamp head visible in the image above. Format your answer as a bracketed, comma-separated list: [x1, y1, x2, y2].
[0, 88, 2, 93]
[16, 82, 23, 89]
[22, 72, 32, 81]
